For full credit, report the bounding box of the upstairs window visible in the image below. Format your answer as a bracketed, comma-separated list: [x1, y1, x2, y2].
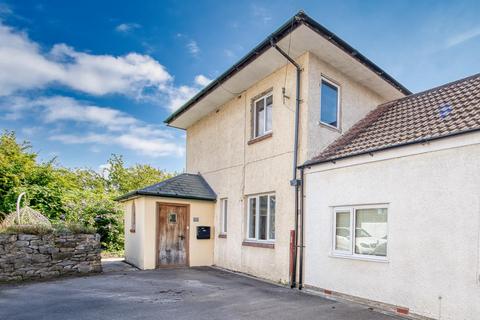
[253, 93, 273, 138]
[220, 198, 228, 234]
[320, 79, 340, 128]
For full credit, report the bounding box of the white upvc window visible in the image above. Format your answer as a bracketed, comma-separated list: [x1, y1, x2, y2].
[332, 205, 388, 260]
[320, 77, 340, 129]
[246, 193, 275, 242]
[220, 198, 228, 234]
[253, 93, 273, 138]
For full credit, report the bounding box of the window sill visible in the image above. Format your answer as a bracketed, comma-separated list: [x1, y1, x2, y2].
[218, 234, 227, 239]
[329, 253, 389, 263]
[247, 132, 272, 145]
[318, 121, 341, 133]
[242, 241, 275, 249]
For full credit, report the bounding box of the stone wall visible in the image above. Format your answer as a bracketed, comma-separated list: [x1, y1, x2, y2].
[0, 233, 102, 282]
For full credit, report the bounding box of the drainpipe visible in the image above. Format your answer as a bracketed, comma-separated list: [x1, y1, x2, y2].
[298, 167, 305, 289]
[270, 40, 302, 289]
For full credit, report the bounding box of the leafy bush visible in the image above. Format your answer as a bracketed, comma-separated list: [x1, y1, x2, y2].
[0, 224, 53, 235]
[0, 131, 174, 252]
[0, 222, 97, 235]
[52, 222, 96, 234]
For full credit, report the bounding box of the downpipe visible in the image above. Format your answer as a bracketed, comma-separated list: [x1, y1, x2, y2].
[270, 39, 302, 289]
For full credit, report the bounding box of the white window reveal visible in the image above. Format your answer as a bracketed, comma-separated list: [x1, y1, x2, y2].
[333, 205, 388, 260]
[220, 198, 228, 234]
[253, 93, 273, 138]
[320, 78, 340, 128]
[247, 194, 275, 241]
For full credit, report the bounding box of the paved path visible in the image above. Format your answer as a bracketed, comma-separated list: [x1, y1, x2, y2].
[101, 258, 138, 273]
[0, 267, 402, 320]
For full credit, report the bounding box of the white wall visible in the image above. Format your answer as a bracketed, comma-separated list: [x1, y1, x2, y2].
[304, 134, 480, 319]
[123, 196, 215, 270]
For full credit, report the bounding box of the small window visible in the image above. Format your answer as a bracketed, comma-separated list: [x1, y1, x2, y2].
[333, 206, 388, 259]
[168, 212, 177, 224]
[247, 193, 275, 241]
[253, 93, 273, 138]
[220, 198, 228, 234]
[130, 201, 136, 233]
[320, 79, 340, 128]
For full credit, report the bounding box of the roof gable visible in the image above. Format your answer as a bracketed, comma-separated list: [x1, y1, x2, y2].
[304, 73, 480, 166]
[116, 173, 217, 202]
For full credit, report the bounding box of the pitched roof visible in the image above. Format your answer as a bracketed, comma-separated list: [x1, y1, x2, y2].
[115, 173, 217, 202]
[164, 11, 410, 127]
[304, 73, 480, 166]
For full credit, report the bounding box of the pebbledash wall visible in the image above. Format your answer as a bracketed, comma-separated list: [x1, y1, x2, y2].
[185, 52, 391, 282]
[304, 132, 480, 320]
[0, 233, 102, 282]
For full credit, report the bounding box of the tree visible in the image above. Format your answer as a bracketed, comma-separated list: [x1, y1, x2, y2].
[0, 132, 175, 252]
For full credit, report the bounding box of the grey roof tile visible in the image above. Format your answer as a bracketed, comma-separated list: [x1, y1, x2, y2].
[116, 173, 216, 202]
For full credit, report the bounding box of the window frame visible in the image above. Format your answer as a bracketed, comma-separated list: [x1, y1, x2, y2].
[319, 77, 341, 129]
[253, 93, 273, 138]
[220, 198, 228, 235]
[331, 204, 389, 262]
[246, 193, 275, 243]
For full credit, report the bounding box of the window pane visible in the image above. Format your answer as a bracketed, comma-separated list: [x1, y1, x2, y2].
[255, 99, 265, 137]
[259, 196, 268, 240]
[269, 196, 275, 239]
[355, 208, 388, 256]
[320, 81, 338, 127]
[335, 211, 350, 251]
[265, 104, 272, 132]
[222, 199, 228, 233]
[248, 198, 256, 238]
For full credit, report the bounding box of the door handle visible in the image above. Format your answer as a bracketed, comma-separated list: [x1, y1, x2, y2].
[178, 235, 185, 240]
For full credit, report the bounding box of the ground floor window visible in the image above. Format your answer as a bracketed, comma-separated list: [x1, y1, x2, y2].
[247, 193, 275, 241]
[333, 205, 388, 259]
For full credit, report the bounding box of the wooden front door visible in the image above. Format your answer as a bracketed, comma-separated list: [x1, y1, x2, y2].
[157, 204, 189, 267]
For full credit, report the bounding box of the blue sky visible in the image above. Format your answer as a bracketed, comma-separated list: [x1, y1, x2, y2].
[0, 1, 479, 172]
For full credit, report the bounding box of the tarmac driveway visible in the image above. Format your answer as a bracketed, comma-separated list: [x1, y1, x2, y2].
[0, 266, 401, 320]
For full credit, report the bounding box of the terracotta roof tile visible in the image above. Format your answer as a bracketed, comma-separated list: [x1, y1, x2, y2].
[305, 73, 480, 165]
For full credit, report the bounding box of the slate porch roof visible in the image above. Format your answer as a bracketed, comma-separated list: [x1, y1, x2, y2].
[303, 73, 480, 167]
[115, 173, 217, 202]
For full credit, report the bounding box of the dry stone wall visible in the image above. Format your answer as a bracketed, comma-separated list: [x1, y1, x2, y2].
[0, 233, 102, 282]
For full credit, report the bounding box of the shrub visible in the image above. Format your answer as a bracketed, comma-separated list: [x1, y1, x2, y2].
[0, 224, 53, 235]
[0, 222, 96, 235]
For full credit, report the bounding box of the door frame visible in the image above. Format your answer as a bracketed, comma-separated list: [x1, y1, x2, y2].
[155, 202, 190, 268]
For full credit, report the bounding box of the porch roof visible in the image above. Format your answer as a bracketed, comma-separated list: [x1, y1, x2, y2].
[115, 173, 217, 202]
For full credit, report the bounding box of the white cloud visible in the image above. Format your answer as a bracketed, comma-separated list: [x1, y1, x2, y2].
[251, 4, 272, 24]
[446, 26, 480, 48]
[166, 85, 199, 112]
[0, 95, 184, 157]
[224, 49, 235, 58]
[194, 74, 212, 87]
[51, 132, 183, 158]
[0, 21, 204, 110]
[115, 23, 141, 33]
[187, 40, 200, 56]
